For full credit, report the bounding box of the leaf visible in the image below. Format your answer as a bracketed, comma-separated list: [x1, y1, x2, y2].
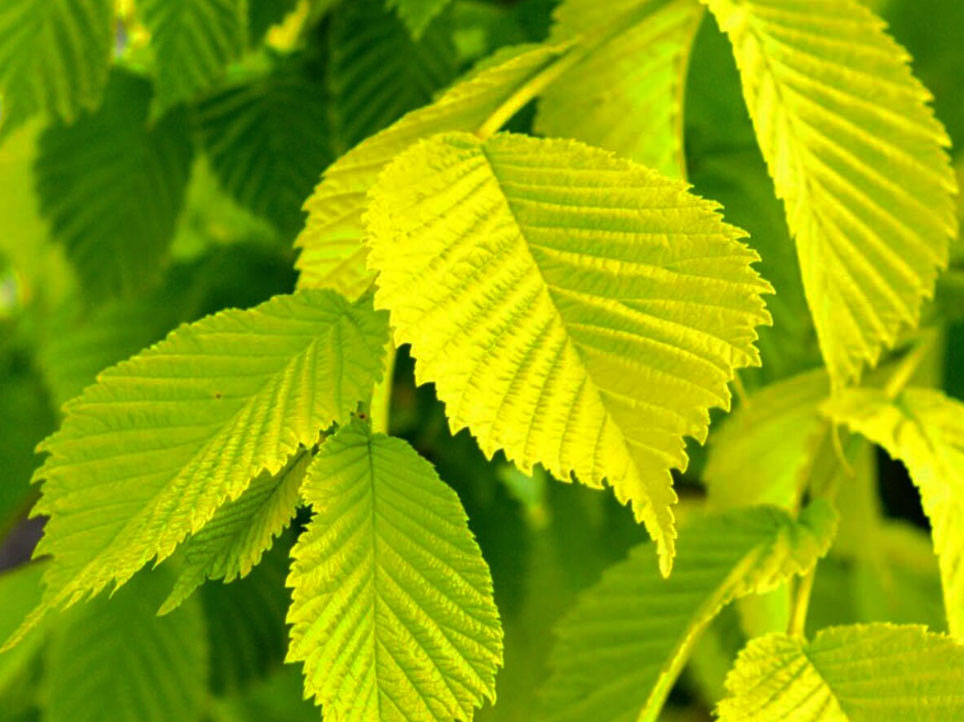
[704, 368, 829, 509]
[539, 501, 837, 722]
[295, 41, 570, 298]
[201, 536, 292, 694]
[139, 0, 246, 114]
[35, 70, 194, 301]
[12, 289, 388, 643]
[197, 59, 334, 236]
[387, 0, 452, 38]
[159, 449, 309, 614]
[366, 131, 772, 572]
[536, 0, 704, 178]
[44, 568, 208, 722]
[287, 417, 503, 721]
[717, 623, 964, 721]
[824, 387, 964, 639]
[701, 0, 958, 385]
[0, 0, 113, 135]
[0, 563, 46, 697]
[326, 0, 458, 154]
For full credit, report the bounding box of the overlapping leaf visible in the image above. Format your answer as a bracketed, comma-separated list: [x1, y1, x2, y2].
[701, 0, 958, 385]
[540, 502, 836, 722]
[287, 418, 503, 721]
[717, 624, 964, 721]
[825, 387, 964, 638]
[295, 41, 569, 298]
[0, 0, 113, 135]
[366, 131, 772, 572]
[12, 290, 388, 643]
[35, 71, 194, 300]
[536, 0, 703, 177]
[139, 0, 246, 114]
[159, 449, 309, 614]
[44, 568, 208, 722]
[704, 368, 829, 509]
[198, 60, 333, 235]
[326, 0, 458, 153]
[387, 0, 452, 38]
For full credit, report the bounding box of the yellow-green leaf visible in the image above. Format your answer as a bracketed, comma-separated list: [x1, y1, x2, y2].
[718, 624, 964, 721]
[536, 0, 703, 177]
[540, 501, 837, 722]
[294, 42, 569, 298]
[366, 131, 772, 572]
[7, 290, 388, 647]
[824, 387, 964, 638]
[287, 418, 503, 721]
[701, 0, 958, 385]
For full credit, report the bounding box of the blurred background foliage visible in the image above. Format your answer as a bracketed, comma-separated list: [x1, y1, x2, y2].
[0, 0, 961, 720]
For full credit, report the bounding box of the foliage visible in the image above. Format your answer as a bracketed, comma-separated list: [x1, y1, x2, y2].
[0, 0, 962, 720]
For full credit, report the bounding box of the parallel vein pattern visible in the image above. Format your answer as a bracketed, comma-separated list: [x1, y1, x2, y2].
[36, 70, 194, 300]
[366, 131, 772, 572]
[327, 0, 457, 153]
[140, 0, 246, 114]
[295, 42, 569, 298]
[287, 418, 503, 722]
[539, 502, 837, 722]
[825, 387, 964, 639]
[198, 61, 333, 235]
[45, 568, 208, 722]
[25, 290, 388, 627]
[718, 624, 964, 721]
[701, 0, 958, 385]
[0, 0, 113, 134]
[159, 449, 310, 614]
[537, 0, 704, 177]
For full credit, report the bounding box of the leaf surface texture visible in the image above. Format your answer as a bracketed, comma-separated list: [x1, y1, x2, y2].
[717, 624, 964, 721]
[540, 502, 836, 722]
[287, 418, 503, 721]
[27, 290, 388, 623]
[701, 0, 958, 384]
[366, 131, 772, 571]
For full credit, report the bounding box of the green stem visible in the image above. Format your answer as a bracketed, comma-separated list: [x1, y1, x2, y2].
[884, 332, 937, 400]
[370, 346, 396, 434]
[787, 568, 815, 638]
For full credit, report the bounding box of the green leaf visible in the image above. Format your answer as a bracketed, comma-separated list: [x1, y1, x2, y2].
[717, 624, 964, 721]
[366, 131, 772, 572]
[295, 41, 569, 298]
[0, 563, 46, 697]
[701, 0, 958, 385]
[536, 0, 704, 177]
[0, 0, 113, 134]
[197, 59, 334, 236]
[44, 568, 207, 722]
[704, 368, 829, 509]
[35, 71, 194, 301]
[11, 289, 388, 644]
[158, 449, 308, 614]
[387, 0, 452, 38]
[287, 417, 503, 721]
[201, 536, 292, 694]
[539, 502, 837, 722]
[139, 0, 246, 114]
[824, 387, 964, 638]
[326, 0, 458, 154]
